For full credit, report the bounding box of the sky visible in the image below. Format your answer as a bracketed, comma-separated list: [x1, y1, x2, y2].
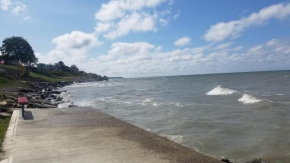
[0, 0, 290, 77]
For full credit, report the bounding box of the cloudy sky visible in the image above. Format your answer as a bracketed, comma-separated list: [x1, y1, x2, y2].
[1, 0, 290, 77]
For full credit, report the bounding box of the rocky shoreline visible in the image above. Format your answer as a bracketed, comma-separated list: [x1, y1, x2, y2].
[0, 81, 77, 111]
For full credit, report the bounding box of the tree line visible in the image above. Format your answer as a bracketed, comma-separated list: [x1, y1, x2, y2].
[0, 36, 106, 80]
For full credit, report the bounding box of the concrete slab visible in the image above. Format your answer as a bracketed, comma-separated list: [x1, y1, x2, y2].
[1, 109, 20, 163]
[11, 107, 222, 163]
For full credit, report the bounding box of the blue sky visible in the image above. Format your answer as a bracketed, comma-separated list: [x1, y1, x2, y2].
[1, 0, 290, 77]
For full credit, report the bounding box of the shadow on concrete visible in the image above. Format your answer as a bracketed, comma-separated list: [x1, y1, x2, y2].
[23, 111, 34, 120]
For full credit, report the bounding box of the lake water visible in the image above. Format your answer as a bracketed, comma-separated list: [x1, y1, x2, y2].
[60, 71, 290, 163]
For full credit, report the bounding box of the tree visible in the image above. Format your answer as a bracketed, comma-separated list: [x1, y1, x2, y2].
[70, 64, 79, 71]
[57, 61, 66, 71]
[0, 36, 38, 77]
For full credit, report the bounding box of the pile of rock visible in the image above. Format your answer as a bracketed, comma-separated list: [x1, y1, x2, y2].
[0, 81, 75, 110]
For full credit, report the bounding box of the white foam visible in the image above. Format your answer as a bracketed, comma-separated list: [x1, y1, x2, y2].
[58, 102, 70, 108]
[175, 103, 184, 107]
[153, 103, 159, 106]
[161, 134, 184, 144]
[207, 86, 237, 95]
[67, 82, 122, 88]
[142, 98, 152, 103]
[75, 101, 94, 107]
[238, 94, 262, 104]
[96, 97, 117, 103]
[96, 97, 133, 105]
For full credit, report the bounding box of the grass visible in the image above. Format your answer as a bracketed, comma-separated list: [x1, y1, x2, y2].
[0, 64, 17, 70]
[0, 116, 10, 152]
[0, 64, 72, 82]
[0, 76, 28, 89]
[30, 72, 69, 82]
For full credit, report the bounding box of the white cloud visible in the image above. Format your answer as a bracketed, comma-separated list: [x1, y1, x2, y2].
[173, 12, 180, 19]
[52, 31, 102, 50]
[95, 0, 166, 22]
[204, 3, 290, 42]
[94, 0, 175, 39]
[215, 43, 232, 50]
[82, 39, 290, 77]
[232, 46, 243, 51]
[0, 0, 11, 10]
[37, 39, 290, 77]
[174, 36, 191, 46]
[37, 31, 102, 66]
[23, 16, 30, 21]
[248, 45, 263, 53]
[159, 18, 169, 26]
[11, 1, 26, 15]
[95, 1, 125, 22]
[104, 12, 156, 39]
[95, 22, 115, 34]
[109, 42, 155, 56]
[0, 0, 28, 18]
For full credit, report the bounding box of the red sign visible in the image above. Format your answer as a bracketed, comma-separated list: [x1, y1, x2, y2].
[18, 96, 28, 105]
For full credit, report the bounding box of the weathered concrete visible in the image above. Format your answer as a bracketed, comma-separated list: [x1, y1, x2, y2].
[9, 107, 222, 163]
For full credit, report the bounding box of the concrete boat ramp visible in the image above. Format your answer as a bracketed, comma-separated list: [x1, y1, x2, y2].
[1, 107, 222, 163]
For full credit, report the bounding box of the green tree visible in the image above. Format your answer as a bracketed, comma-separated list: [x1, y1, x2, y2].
[0, 36, 38, 77]
[57, 61, 65, 71]
[70, 64, 79, 71]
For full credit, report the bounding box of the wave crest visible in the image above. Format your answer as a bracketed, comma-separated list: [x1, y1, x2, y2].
[238, 94, 263, 104]
[207, 86, 237, 95]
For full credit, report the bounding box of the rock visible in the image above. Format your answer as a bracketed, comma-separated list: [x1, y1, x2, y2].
[246, 159, 270, 163]
[52, 101, 65, 105]
[0, 101, 7, 106]
[5, 100, 15, 107]
[16, 104, 24, 108]
[56, 97, 63, 101]
[41, 93, 49, 99]
[7, 96, 17, 101]
[18, 88, 35, 93]
[0, 112, 11, 117]
[33, 103, 57, 108]
[0, 107, 8, 112]
[27, 103, 35, 108]
[69, 104, 78, 107]
[221, 158, 233, 163]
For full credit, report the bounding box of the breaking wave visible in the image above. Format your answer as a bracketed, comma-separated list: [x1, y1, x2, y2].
[207, 86, 237, 95]
[207, 86, 269, 105]
[161, 134, 185, 144]
[238, 94, 263, 104]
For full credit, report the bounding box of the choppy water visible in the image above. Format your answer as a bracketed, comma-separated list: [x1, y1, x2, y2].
[60, 71, 290, 163]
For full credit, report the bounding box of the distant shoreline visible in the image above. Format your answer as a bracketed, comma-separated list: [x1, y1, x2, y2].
[125, 69, 290, 79]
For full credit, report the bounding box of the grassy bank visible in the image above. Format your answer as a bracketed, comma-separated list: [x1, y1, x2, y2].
[0, 64, 71, 86]
[0, 64, 17, 70]
[0, 116, 10, 151]
[30, 72, 69, 82]
[0, 76, 28, 89]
